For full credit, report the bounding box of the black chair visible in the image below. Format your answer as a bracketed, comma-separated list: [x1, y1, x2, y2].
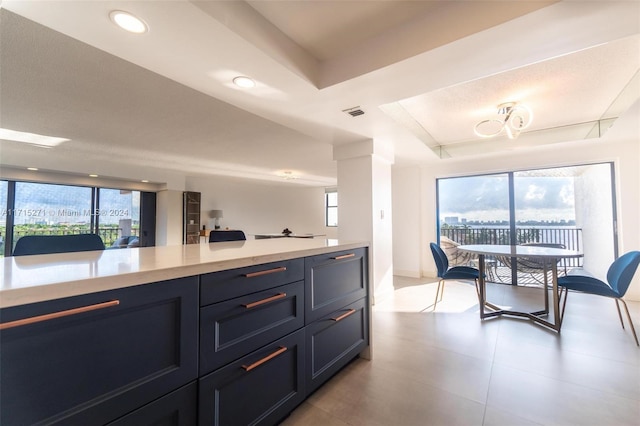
[558, 251, 640, 346]
[13, 234, 105, 256]
[209, 230, 246, 243]
[430, 242, 481, 311]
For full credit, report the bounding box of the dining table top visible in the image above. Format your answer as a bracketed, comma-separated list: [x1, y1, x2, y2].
[458, 244, 583, 259]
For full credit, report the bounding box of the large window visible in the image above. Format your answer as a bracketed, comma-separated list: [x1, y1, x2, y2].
[1, 179, 152, 255]
[98, 188, 140, 247]
[325, 189, 338, 227]
[437, 163, 616, 284]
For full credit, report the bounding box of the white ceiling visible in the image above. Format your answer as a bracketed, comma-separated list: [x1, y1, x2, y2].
[0, 1, 638, 188]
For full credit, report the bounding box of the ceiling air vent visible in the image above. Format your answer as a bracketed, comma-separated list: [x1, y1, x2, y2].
[343, 106, 365, 117]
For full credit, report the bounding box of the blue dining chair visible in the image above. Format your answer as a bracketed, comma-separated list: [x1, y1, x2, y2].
[13, 234, 105, 256]
[558, 251, 640, 346]
[430, 242, 481, 311]
[209, 230, 246, 243]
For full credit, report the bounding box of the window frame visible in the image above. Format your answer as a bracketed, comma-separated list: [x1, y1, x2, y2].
[325, 189, 338, 227]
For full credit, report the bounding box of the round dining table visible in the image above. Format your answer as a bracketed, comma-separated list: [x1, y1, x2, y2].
[458, 244, 583, 331]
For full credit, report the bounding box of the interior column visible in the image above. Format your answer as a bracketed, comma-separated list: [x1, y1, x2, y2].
[334, 140, 394, 304]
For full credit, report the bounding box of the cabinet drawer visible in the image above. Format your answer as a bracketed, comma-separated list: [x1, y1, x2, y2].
[305, 247, 368, 323]
[108, 382, 197, 426]
[305, 298, 368, 394]
[199, 329, 305, 426]
[201, 258, 304, 306]
[200, 281, 304, 375]
[0, 277, 199, 426]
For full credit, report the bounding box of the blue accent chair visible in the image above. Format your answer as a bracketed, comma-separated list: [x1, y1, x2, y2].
[558, 251, 640, 346]
[430, 242, 481, 311]
[13, 234, 105, 256]
[209, 230, 246, 243]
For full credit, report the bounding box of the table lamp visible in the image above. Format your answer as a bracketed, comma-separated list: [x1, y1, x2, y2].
[209, 210, 223, 229]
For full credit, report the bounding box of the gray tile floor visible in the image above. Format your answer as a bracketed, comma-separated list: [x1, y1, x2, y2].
[282, 276, 640, 426]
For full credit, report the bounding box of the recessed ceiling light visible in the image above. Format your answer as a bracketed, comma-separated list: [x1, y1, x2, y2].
[109, 10, 148, 34]
[233, 76, 255, 88]
[27, 167, 39, 171]
[141, 180, 149, 183]
[89, 174, 99, 178]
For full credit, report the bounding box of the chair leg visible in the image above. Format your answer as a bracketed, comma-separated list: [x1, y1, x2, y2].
[474, 278, 480, 299]
[433, 279, 445, 311]
[617, 298, 639, 347]
[614, 299, 625, 330]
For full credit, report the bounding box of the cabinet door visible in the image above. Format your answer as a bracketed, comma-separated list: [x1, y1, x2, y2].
[200, 258, 304, 306]
[304, 248, 368, 323]
[199, 329, 305, 426]
[0, 277, 199, 426]
[200, 281, 304, 375]
[305, 298, 368, 394]
[108, 382, 197, 426]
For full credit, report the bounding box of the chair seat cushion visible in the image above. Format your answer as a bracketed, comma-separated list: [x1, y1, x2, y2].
[557, 275, 620, 298]
[442, 266, 480, 280]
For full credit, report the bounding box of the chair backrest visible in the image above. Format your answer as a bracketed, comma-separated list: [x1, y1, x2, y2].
[13, 234, 105, 256]
[607, 251, 640, 295]
[209, 230, 246, 243]
[430, 242, 449, 278]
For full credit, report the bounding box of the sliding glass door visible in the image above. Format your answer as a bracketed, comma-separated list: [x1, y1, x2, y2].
[437, 163, 616, 284]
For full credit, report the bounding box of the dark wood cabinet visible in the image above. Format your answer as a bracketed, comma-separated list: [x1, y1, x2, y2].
[198, 329, 305, 426]
[0, 277, 199, 426]
[183, 191, 201, 244]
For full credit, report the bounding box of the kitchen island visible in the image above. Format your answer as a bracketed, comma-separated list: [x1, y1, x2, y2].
[0, 238, 370, 426]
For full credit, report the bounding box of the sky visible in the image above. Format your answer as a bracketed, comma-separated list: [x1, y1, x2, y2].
[439, 174, 576, 223]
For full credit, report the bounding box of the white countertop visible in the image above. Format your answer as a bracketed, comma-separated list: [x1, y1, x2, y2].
[0, 238, 368, 309]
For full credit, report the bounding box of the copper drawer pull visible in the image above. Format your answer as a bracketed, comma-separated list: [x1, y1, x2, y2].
[332, 253, 355, 260]
[244, 266, 287, 278]
[242, 346, 287, 372]
[331, 309, 356, 322]
[242, 292, 287, 309]
[0, 300, 120, 331]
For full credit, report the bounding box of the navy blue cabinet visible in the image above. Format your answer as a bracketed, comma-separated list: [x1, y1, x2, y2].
[305, 298, 368, 394]
[108, 382, 198, 426]
[198, 329, 305, 426]
[200, 280, 305, 375]
[200, 258, 304, 306]
[304, 248, 369, 394]
[0, 277, 199, 426]
[304, 248, 368, 323]
[0, 247, 369, 426]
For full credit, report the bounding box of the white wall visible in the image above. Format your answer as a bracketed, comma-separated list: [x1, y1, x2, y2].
[371, 154, 394, 301]
[156, 189, 183, 246]
[185, 175, 335, 239]
[392, 167, 422, 277]
[393, 100, 640, 300]
[574, 164, 616, 280]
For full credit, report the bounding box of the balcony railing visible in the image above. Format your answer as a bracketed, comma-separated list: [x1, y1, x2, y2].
[440, 226, 583, 285]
